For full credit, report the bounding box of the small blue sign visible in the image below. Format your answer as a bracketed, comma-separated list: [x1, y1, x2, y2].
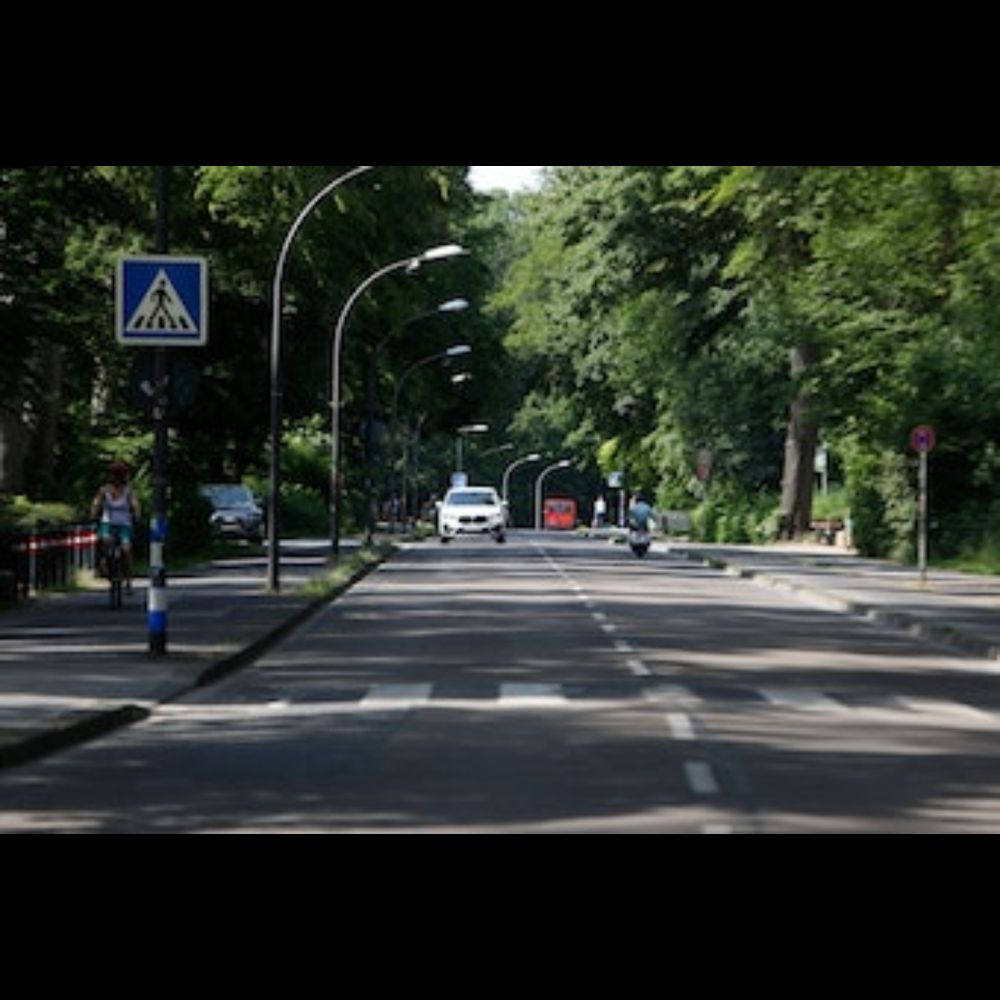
[117, 256, 208, 347]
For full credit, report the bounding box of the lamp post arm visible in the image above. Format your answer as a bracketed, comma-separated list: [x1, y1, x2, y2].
[329, 254, 422, 557]
[268, 165, 374, 593]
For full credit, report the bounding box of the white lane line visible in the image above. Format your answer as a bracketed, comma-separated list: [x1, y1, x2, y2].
[762, 688, 849, 713]
[361, 684, 433, 709]
[667, 712, 696, 741]
[499, 683, 568, 708]
[685, 761, 720, 796]
[644, 684, 701, 707]
[627, 658, 653, 677]
[614, 639, 636, 656]
[894, 697, 996, 724]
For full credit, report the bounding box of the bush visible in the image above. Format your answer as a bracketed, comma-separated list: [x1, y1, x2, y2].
[691, 487, 780, 545]
[167, 482, 214, 556]
[843, 447, 914, 560]
[281, 484, 329, 537]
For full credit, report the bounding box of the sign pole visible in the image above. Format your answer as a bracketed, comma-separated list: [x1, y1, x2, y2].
[918, 449, 929, 584]
[910, 426, 936, 586]
[149, 166, 170, 657]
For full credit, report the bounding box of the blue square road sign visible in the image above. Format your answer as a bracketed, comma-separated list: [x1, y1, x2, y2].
[117, 255, 208, 347]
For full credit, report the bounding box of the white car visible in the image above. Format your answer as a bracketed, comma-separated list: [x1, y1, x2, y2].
[438, 487, 507, 543]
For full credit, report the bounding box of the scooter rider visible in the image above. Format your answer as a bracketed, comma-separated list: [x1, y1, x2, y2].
[627, 493, 654, 558]
[628, 493, 653, 532]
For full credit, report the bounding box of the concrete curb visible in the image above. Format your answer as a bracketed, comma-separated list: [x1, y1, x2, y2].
[669, 545, 1000, 668]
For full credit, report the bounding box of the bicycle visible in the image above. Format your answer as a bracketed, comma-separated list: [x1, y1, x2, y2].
[101, 524, 126, 610]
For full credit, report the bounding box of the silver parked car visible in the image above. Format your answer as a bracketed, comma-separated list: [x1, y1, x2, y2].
[200, 484, 265, 542]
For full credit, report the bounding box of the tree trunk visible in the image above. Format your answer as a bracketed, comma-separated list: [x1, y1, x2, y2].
[0, 405, 29, 494]
[779, 341, 818, 539]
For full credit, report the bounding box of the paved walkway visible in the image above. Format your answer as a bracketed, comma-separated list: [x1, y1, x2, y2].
[667, 541, 1000, 666]
[0, 541, 368, 769]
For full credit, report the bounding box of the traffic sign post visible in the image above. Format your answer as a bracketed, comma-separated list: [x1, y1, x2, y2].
[117, 256, 208, 347]
[910, 426, 936, 583]
[114, 170, 209, 657]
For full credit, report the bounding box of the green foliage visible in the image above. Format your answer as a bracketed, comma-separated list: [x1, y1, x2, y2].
[1, 165, 500, 543]
[492, 165, 1000, 565]
[7, 165, 1000, 570]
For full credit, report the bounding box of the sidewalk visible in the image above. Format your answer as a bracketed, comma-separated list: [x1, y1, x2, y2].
[666, 540, 1000, 667]
[0, 540, 373, 770]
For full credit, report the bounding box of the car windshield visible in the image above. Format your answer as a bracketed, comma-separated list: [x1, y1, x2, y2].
[202, 486, 254, 507]
[447, 491, 497, 507]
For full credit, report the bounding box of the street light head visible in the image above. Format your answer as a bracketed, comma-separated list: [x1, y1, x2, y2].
[527, 453, 542, 462]
[451, 372, 472, 385]
[438, 298, 470, 313]
[458, 424, 489, 434]
[445, 344, 472, 357]
[557, 459, 572, 469]
[420, 243, 468, 263]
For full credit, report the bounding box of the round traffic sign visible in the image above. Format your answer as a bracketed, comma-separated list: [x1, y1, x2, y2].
[910, 425, 937, 453]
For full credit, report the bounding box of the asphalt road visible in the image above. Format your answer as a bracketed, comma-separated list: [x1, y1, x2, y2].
[3, 533, 1000, 834]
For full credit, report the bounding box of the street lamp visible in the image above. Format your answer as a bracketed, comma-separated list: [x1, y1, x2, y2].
[268, 166, 374, 592]
[502, 452, 542, 526]
[366, 299, 470, 541]
[455, 424, 489, 476]
[389, 343, 474, 530]
[330, 244, 467, 557]
[535, 459, 572, 531]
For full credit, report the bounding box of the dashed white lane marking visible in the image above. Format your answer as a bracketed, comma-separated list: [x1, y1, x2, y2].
[537, 542, 656, 680]
[685, 761, 720, 796]
[627, 658, 653, 677]
[667, 712, 697, 741]
[761, 688, 850, 713]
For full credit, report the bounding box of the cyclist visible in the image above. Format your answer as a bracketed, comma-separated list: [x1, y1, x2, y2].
[91, 460, 141, 594]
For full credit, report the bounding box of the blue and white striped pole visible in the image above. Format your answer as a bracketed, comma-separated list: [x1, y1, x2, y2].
[148, 514, 168, 655]
[149, 166, 170, 658]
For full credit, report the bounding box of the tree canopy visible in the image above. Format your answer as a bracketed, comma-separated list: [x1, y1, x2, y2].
[3, 165, 1000, 564]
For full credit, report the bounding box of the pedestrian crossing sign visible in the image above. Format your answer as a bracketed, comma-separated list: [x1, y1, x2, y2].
[117, 255, 208, 347]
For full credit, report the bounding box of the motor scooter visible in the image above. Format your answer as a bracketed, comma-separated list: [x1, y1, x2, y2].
[628, 525, 651, 558]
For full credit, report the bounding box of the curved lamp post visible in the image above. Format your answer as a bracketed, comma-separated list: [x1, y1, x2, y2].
[455, 424, 489, 475]
[535, 459, 572, 531]
[501, 452, 542, 527]
[389, 344, 473, 531]
[268, 165, 374, 593]
[330, 244, 467, 557]
[364, 298, 469, 540]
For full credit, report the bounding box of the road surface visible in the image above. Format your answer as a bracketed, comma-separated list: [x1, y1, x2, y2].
[2, 534, 1000, 833]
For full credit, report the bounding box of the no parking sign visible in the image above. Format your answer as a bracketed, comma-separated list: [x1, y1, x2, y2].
[910, 425, 937, 454]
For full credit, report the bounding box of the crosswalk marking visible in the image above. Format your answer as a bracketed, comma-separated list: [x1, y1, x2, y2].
[253, 679, 997, 725]
[499, 683, 567, 707]
[892, 696, 995, 724]
[361, 684, 433, 709]
[761, 688, 851, 713]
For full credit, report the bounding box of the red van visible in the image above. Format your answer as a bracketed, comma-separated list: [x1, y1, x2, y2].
[543, 497, 578, 531]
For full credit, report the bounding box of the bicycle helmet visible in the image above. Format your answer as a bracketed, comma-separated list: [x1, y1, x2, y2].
[108, 460, 129, 482]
